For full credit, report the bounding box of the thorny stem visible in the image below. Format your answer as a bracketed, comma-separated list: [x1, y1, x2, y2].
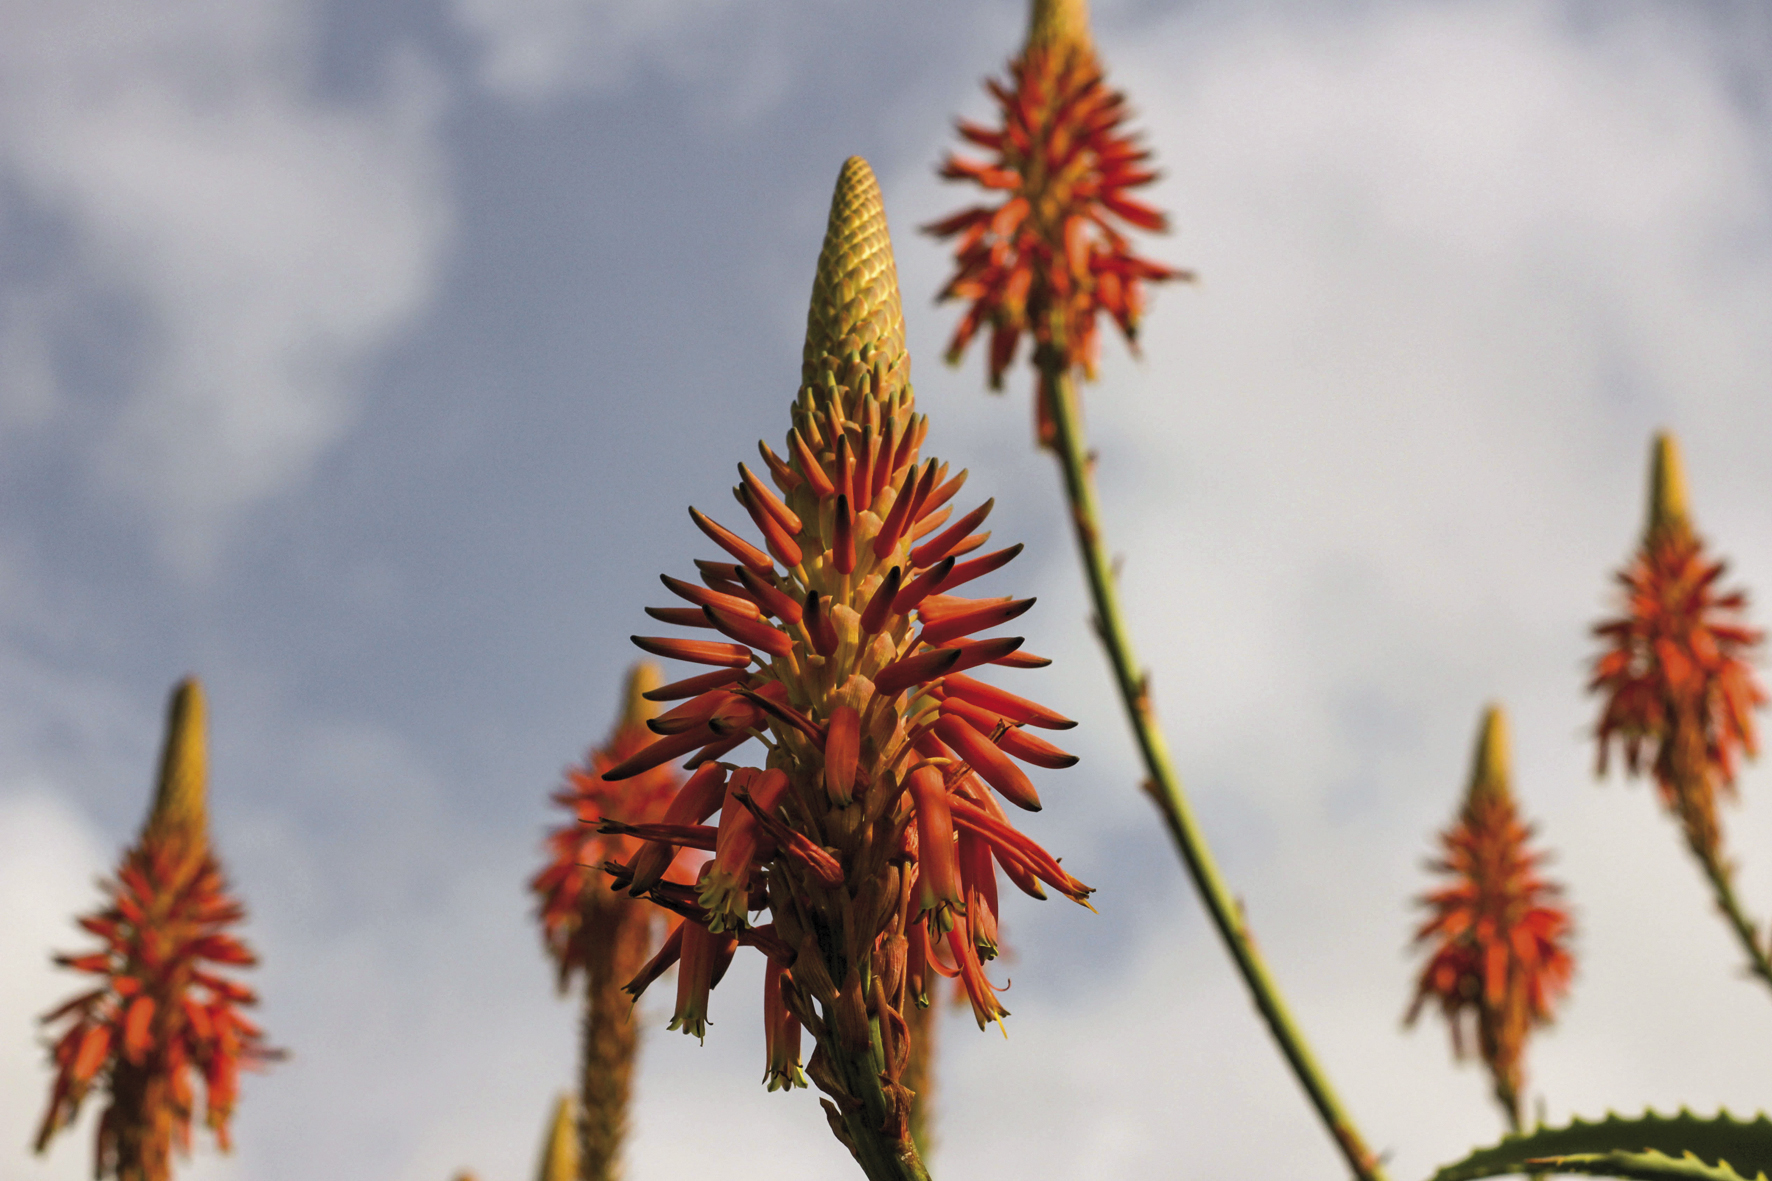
[1038, 352, 1389, 1181]
[579, 897, 650, 1181]
[1688, 830, 1772, 996]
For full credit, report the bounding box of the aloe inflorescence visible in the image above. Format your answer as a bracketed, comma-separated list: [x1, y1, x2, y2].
[1409, 705, 1573, 1130]
[1590, 432, 1769, 991]
[927, 0, 1189, 446]
[531, 663, 684, 1181]
[35, 679, 278, 1181]
[595, 156, 1090, 1181]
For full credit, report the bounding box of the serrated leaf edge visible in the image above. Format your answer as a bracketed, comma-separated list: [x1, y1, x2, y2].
[1430, 1109, 1772, 1181]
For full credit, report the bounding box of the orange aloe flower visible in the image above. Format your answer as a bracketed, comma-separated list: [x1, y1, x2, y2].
[529, 662, 684, 1181]
[1408, 705, 1572, 1130]
[1590, 433, 1765, 863]
[600, 156, 1091, 1181]
[35, 679, 278, 1181]
[927, 0, 1190, 444]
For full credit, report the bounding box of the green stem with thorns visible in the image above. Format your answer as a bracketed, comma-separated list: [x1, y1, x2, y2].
[1038, 350, 1388, 1181]
[1689, 832, 1772, 995]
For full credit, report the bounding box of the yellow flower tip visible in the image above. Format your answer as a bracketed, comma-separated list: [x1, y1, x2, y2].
[1466, 703, 1512, 807]
[1026, 0, 1093, 54]
[1646, 430, 1693, 543]
[146, 675, 207, 848]
[535, 1093, 579, 1181]
[619, 660, 666, 731]
[803, 156, 907, 389]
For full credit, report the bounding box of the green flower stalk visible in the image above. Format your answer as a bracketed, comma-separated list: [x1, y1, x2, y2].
[929, 1, 1387, 1177]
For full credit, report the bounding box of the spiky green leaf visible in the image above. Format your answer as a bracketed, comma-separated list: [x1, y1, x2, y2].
[1431, 1111, 1772, 1181]
[1516, 1150, 1755, 1181]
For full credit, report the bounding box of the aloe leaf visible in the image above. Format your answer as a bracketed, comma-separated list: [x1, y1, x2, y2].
[1520, 1151, 1755, 1181]
[1431, 1111, 1772, 1181]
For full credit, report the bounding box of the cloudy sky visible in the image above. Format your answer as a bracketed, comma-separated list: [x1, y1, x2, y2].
[4, 0, 1772, 1178]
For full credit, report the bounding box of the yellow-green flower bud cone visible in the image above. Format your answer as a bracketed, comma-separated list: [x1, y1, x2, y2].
[1646, 430, 1693, 543]
[144, 677, 207, 850]
[1027, 0, 1092, 52]
[1465, 704, 1511, 809]
[618, 662, 664, 731]
[802, 157, 907, 398]
[535, 1093, 579, 1181]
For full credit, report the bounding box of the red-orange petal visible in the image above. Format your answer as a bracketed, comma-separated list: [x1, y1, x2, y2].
[934, 714, 1042, 811]
[690, 508, 774, 574]
[631, 635, 754, 668]
[874, 647, 965, 697]
[643, 667, 748, 702]
[917, 597, 1035, 646]
[941, 672, 1075, 729]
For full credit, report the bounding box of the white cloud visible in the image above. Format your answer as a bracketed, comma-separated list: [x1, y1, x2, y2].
[448, 0, 820, 119]
[450, 0, 738, 100]
[0, 0, 451, 572]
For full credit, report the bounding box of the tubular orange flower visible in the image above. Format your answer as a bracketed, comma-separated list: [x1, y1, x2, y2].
[529, 662, 684, 1181]
[1590, 432, 1769, 988]
[602, 156, 1090, 1181]
[927, 0, 1191, 445]
[35, 679, 278, 1181]
[1408, 705, 1572, 1131]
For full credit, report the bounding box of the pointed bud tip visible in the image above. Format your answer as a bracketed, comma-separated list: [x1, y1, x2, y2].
[620, 661, 666, 730]
[535, 1093, 578, 1181]
[804, 156, 906, 380]
[146, 676, 207, 847]
[1646, 430, 1692, 542]
[1466, 703, 1511, 806]
[1027, 0, 1093, 53]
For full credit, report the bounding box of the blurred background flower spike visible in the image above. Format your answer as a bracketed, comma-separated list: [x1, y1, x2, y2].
[927, 0, 1191, 447]
[34, 676, 279, 1181]
[1407, 704, 1573, 1131]
[530, 661, 682, 1181]
[1589, 431, 1769, 993]
[535, 1093, 580, 1181]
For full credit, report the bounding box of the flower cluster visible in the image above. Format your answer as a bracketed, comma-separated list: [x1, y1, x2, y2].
[597, 156, 1091, 1172]
[530, 663, 686, 1181]
[1590, 434, 1765, 861]
[927, 0, 1187, 443]
[531, 663, 682, 993]
[1408, 706, 1572, 1128]
[35, 680, 276, 1181]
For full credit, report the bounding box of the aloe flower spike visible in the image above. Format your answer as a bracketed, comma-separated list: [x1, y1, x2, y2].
[1408, 705, 1573, 1130]
[35, 677, 278, 1181]
[1591, 431, 1769, 992]
[531, 662, 685, 1181]
[536, 1093, 580, 1181]
[604, 156, 1090, 1181]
